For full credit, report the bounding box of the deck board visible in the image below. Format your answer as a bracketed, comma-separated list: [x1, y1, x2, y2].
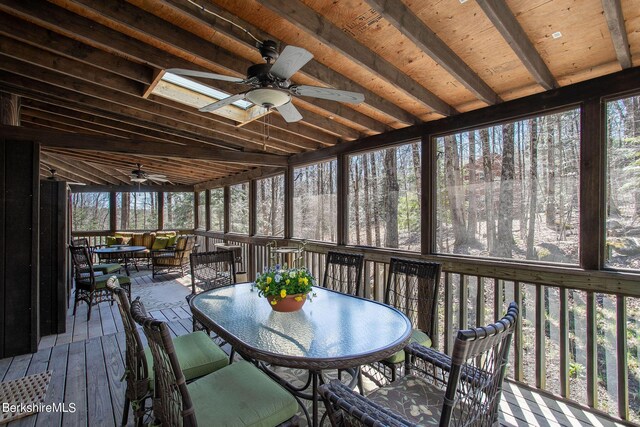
[0, 270, 633, 426]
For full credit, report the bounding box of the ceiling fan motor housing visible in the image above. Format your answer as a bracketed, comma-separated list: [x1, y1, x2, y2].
[258, 40, 279, 62]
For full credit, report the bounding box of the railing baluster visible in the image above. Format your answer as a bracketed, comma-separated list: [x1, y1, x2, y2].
[494, 278, 502, 322]
[476, 276, 484, 328]
[560, 287, 569, 398]
[513, 281, 523, 382]
[444, 273, 453, 355]
[587, 291, 597, 408]
[459, 274, 468, 331]
[617, 295, 629, 420]
[363, 261, 371, 300]
[536, 284, 546, 390]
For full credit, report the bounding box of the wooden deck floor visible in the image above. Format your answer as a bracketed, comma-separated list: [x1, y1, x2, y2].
[0, 271, 634, 427]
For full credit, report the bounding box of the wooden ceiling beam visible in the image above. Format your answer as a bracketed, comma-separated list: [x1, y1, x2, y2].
[0, 126, 289, 166]
[258, 0, 456, 117]
[0, 11, 152, 85]
[364, 0, 501, 106]
[40, 154, 110, 185]
[48, 0, 377, 137]
[601, 0, 632, 69]
[40, 151, 127, 185]
[476, 0, 558, 90]
[194, 167, 286, 191]
[154, 0, 418, 127]
[0, 1, 348, 145]
[72, 184, 195, 193]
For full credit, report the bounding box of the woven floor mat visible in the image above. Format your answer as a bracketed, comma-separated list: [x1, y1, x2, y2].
[0, 370, 52, 424]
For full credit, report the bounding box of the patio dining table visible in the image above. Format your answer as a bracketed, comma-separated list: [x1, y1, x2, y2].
[93, 245, 147, 276]
[190, 283, 412, 426]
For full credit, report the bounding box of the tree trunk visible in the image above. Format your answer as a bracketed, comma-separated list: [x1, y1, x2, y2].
[316, 165, 323, 240]
[480, 129, 495, 254]
[546, 116, 557, 227]
[383, 149, 399, 248]
[328, 162, 335, 242]
[445, 135, 468, 252]
[411, 142, 421, 199]
[270, 177, 277, 235]
[363, 154, 373, 246]
[370, 153, 381, 247]
[527, 118, 539, 259]
[353, 160, 361, 244]
[467, 131, 478, 240]
[497, 123, 515, 258]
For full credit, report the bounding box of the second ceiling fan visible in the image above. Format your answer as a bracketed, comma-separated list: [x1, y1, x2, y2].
[167, 40, 365, 123]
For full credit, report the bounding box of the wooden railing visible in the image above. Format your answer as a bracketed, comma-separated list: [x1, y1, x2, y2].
[73, 229, 640, 422]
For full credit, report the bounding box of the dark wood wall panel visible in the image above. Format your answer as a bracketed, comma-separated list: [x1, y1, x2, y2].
[0, 138, 39, 357]
[39, 180, 67, 336]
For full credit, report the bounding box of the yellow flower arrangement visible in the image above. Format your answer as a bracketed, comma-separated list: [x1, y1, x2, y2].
[255, 263, 316, 305]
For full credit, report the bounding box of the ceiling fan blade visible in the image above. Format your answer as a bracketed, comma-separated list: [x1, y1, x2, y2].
[290, 85, 365, 104]
[148, 177, 170, 183]
[269, 46, 313, 80]
[276, 101, 303, 123]
[166, 68, 245, 83]
[199, 93, 247, 113]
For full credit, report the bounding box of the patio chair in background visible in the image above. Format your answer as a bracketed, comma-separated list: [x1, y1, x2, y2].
[70, 237, 122, 275]
[130, 298, 300, 427]
[378, 258, 442, 382]
[321, 251, 364, 296]
[69, 245, 131, 320]
[151, 234, 195, 277]
[107, 277, 229, 426]
[320, 302, 519, 427]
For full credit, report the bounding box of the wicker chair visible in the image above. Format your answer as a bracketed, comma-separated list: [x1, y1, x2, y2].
[70, 238, 122, 275]
[130, 298, 300, 427]
[320, 302, 519, 427]
[321, 251, 364, 296]
[106, 277, 230, 426]
[188, 250, 236, 333]
[152, 235, 196, 277]
[69, 246, 131, 320]
[379, 258, 442, 382]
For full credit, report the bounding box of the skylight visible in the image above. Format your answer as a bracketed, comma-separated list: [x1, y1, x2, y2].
[162, 72, 252, 110]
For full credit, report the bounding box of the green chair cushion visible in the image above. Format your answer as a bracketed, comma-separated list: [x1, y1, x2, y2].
[152, 236, 170, 250]
[92, 263, 122, 274]
[78, 273, 130, 289]
[166, 234, 178, 247]
[384, 329, 432, 364]
[188, 360, 298, 427]
[145, 331, 228, 388]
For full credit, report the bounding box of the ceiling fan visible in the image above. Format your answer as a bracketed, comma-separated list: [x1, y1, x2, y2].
[130, 164, 169, 184]
[45, 168, 86, 187]
[167, 40, 365, 123]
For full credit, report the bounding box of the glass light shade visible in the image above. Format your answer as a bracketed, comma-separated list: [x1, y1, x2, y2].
[130, 177, 146, 183]
[245, 88, 291, 108]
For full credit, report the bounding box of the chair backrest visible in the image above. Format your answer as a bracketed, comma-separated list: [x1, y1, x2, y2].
[106, 277, 149, 402]
[441, 302, 519, 426]
[321, 251, 364, 296]
[130, 298, 196, 427]
[190, 250, 236, 295]
[71, 237, 90, 248]
[175, 235, 196, 259]
[384, 258, 441, 337]
[69, 245, 96, 286]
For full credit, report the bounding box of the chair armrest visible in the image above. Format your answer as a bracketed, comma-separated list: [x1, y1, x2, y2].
[151, 249, 176, 258]
[318, 380, 414, 427]
[405, 342, 490, 390]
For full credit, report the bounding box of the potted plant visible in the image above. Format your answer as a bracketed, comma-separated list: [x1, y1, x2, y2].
[255, 265, 316, 312]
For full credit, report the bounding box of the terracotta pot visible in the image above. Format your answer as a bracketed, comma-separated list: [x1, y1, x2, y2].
[266, 294, 307, 312]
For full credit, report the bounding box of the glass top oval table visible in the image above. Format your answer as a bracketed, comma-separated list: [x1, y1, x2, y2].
[93, 245, 147, 276]
[190, 283, 412, 426]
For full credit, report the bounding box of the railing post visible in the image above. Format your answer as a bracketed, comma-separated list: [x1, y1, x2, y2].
[535, 284, 546, 390]
[587, 291, 598, 408]
[559, 287, 569, 397]
[617, 295, 629, 420]
[284, 166, 293, 240]
[336, 152, 347, 246]
[158, 191, 164, 231]
[109, 191, 116, 233]
[249, 180, 257, 279]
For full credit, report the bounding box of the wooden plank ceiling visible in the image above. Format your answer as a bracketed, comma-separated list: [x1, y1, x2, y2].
[0, 0, 638, 186]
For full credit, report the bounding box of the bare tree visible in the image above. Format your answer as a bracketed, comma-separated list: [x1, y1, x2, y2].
[467, 131, 478, 240]
[480, 129, 496, 253]
[370, 153, 381, 247]
[527, 118, 539, 259]
[444, 135, 468, 252]
[497, 123, 515, 258]
[363, 155, 373, 246]
[546, 115, 557, 227]
[383, 148, 399, 248]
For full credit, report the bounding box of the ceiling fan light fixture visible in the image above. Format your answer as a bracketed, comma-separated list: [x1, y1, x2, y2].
[130, 177, 147, 183]
[245, 88, 291, 109]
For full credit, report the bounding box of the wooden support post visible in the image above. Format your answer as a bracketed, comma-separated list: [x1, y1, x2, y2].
[223, 186, 230, 237]
[617, 295, 629, 420]
[580, 98, 605, 270]
[249, 179, 257, 279]
[535, 284, 546, 390]
[513, 281, 523, 381]
[284, 166, 293, 239]
[421, 135, 433, 255]
[109, 192, 117, 233]
[0, 92, 20, 126]
[157, 191, 164, 230]
[559, 287, 569, 397]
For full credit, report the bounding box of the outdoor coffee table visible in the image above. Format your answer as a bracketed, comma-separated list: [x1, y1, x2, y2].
[93, 245, 147, 276]
[190, 283, 412, 426]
